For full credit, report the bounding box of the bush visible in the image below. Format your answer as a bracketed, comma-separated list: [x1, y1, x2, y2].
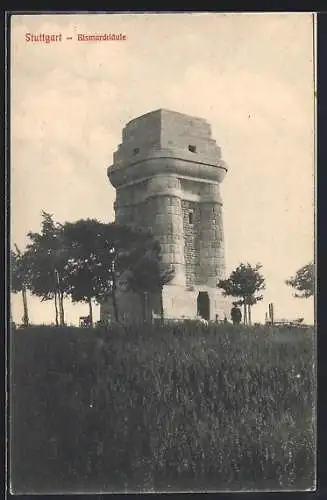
[10, 323, 316, 493]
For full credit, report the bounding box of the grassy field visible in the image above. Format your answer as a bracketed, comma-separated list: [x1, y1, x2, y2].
[10, 323, 316, 493]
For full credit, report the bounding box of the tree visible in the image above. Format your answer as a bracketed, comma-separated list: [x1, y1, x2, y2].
[218, 263, 265, 325]
[62, 219, 153, 326]
[286, 261, 314, 298]
[11, 245, 31, 326]
[126, 240, 175, 322]
[26, 211, 68, 326]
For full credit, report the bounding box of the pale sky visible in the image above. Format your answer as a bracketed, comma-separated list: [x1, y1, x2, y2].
[11, 12, 315, 325]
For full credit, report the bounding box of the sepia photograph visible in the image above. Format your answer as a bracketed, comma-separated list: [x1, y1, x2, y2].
[9, 12, 316, 493]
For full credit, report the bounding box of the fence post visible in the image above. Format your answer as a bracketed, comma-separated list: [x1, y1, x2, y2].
[269, 303, 274, 326]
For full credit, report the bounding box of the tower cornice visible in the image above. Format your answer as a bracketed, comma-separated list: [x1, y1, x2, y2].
[108, 152, 227, 188]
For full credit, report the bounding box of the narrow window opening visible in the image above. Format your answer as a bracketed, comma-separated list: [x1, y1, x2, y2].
[188, 144, 197, 153]
[133, 147, 139, 155]
[188, 211, 194, 224]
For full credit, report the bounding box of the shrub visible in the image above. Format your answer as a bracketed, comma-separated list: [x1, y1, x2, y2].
[10, 323, 316, 493]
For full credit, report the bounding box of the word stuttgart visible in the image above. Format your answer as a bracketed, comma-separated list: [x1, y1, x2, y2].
[25, 33, 62, 43]
[77, 33, 127, 41]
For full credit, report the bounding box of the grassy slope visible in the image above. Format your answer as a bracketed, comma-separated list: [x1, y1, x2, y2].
[10, 323, 316, 493]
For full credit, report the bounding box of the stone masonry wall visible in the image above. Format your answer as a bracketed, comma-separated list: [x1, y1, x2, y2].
[115, 178, 226, 290]
[115, 176, 186, 287]
[200, 203, 225, 287]
[182, 200, 201, 287]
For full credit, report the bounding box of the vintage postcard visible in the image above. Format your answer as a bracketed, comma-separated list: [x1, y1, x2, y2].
[9, 12, 316, 493]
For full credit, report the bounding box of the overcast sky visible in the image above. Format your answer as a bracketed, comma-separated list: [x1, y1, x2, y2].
[11, 12, 315, 325]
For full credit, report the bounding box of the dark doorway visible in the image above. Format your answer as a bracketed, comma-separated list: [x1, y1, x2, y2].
[197, 292, 210, 321]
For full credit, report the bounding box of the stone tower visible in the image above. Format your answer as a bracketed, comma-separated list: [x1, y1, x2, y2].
[102, 109, 232, 322]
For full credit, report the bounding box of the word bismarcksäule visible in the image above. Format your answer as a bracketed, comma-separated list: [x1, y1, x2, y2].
[77, 33, 127, 41]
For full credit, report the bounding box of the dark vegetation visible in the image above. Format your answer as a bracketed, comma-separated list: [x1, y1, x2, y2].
[218, 262, 265, 325]
[11, 212, 174, 327]
[286, 262, 315, 299]
[11, 323, 315, 493]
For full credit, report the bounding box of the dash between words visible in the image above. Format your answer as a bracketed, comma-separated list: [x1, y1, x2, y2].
[25, 32, 127, 43]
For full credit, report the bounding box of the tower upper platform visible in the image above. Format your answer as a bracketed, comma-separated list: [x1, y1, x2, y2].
[107, 109, 228, 188]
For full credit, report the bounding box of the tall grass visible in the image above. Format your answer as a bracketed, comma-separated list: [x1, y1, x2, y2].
[10, 323, 316, 493]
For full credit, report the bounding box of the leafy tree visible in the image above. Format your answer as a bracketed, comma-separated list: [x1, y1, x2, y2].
[26, 211, 68, 326]
[218, 263, 265, 325]
[62, 219, 153, 325]
[125, 240, 175, 322]
[286, 261, 315, 298]
[11, 245, 30, 326]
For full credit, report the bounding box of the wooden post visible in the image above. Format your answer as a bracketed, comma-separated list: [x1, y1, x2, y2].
[22, 286, 29, 327]
[55, 270, 65, 326]
[269, 303, 274, 326]
[14, 244, 29, 327]
[88, 298, 93, 328]
[248, 304, 252, 325]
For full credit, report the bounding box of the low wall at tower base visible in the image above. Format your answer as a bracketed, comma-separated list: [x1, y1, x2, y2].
[100, 285, 233, 324]
[100, 291, 152, 325]
[161, 285, 233, 322]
